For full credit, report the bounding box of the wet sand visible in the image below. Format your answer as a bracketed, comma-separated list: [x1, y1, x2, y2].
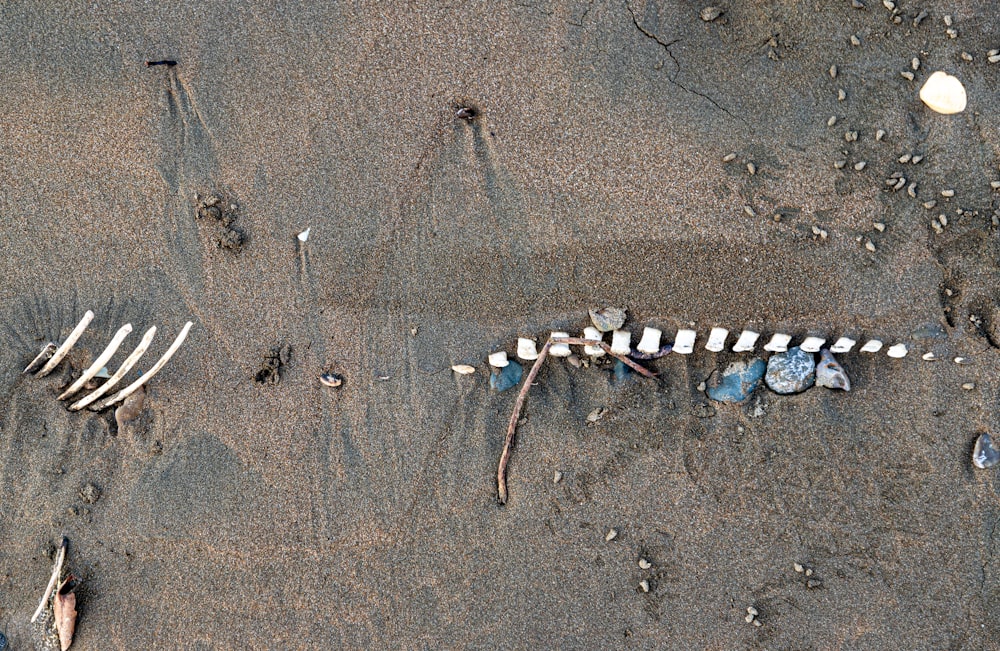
[1, 2, 1000, 648]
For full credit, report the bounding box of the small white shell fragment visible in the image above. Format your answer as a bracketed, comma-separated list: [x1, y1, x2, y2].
[638, 558, 652, 569]
[673, 329, 697, 354]
[610, 330, 631, 355]
[886, 343, 908, 358]
[919, 71, 967, 114]
[922, 352, 936, 360]
[636, 327, 662, 354]
[516, 337, 539, 361]
[860, 339, 884, 353]
[488, 351, 510, 368]
[941, 189, 955, 197]
[639, 580, 649, 593]
[549, 331, 572, 357]
[583, 327, 605, 357]
[553, 471, 563, 483]
[732, 330, 760, 352]
[451, 364, 476, 375]
[799, 336, 826, 353]
[876, 129, 886, 141]
[830, 337, 856, 353]
[763, 333, 791, 353]
[955, 356, 967, 364]
[722, 152, 737, 162]
[705, 327, 729, 352]
[605, 528, 618, 542]
[297, 227, 311, 242]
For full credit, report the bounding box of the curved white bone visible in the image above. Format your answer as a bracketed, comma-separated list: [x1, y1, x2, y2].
[91, 322, 193, 410]
[58, 323, 133, 400]
[69, 326, 157, 411]
[35, 310, 94, 377]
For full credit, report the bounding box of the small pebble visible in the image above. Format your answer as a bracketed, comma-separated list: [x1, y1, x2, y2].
[490, 360, 523, 392]
[874, 222, 886, 232]
[747, 606, 758, 617]
[722, 152, 737, 162]
[816, 349, 851, 390]
[793, 563, 804, 573]
[700, 6, 723, 21]
[805, 568, 814, 577]
[907, 183, 917, 198]
[697, 381, 707, 392]
[838, 88, 846, 100]
[946, 28, 958, 39]
[827, 115, 837, 127]
[638, 558, 652, 569]
[882, 0, 894, 9]
[876, 129, 886, 141]
[989, 54, 1000, 64]
[586, 407, 608, 423]
[940, 214, 948, 226]
[639, 580, 650, 593]
[845, 131, 858, 142]
[850, 35, 861, 46]
[834, 160, 847, 169]
[765, 347, 816, 394]
[320, 371, 345, 387]
[943, 14, 953, 26]
[605, 528, 618, 542]
[852, 0, 864, 7]
[744, 205, 756, 217]
[941, 189, 955, 198]
[911, 57, 920, 71]
[900, 71, 914, 81]
[991, 181, 1000, 189]
[747, 162, 756, 175]
[911, 155, 923, 164]
[707, 358, 766, 403]
[553, 471, 563, 483]
[589, 307, 626, 332]
[829, 64, 838, 78]
[864, 239, 876, 252]
[922, 352, 936, 360]
[855, 161, 867, 171]
[961, 52, 973, 61]
[924, 200, 937, 209]
[962, 382, 975, 390]
[899, 154, 912, 164]
[974, 433, 1000, 468]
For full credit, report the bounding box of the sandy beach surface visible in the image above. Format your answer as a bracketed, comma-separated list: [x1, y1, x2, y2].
[2, 1, 1000, 648]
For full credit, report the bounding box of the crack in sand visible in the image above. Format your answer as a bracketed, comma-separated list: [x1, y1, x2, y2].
[625, 3, 741, 123]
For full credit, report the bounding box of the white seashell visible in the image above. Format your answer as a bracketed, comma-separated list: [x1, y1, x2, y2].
[919, 71, 967, 114]
[451, 364, 476, 375]
[69, 326, 158, 411]
[673, 329, 696, 354]
[90, 322, 194, 410]
[549, 331, 572, 357]
[922, 352, 936, 360]
[705, 327, 729, 352]
[763, 333, 791, 353]
[636, 327, 662, 354]
[731, 330, 759, 352]
[799, 336, 826, 353]
[35, 310, 95, 378]
[859, 339, 884, 353]
[610, 330, 631, 355]
[488, 351, 510, 368]
[583, 327, 605, 357]
[297, 227, 311, 242]
[516, 338, 539, 361]
[830, 337, 856, 353]
[886, 343, 908, 358]
[58, 323, 133, 400]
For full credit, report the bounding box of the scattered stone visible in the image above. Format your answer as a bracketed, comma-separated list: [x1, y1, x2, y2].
[838, 88, 846, 101]
[941, 189, 956, 198]
[850, 34, 861, 46]
[451, 364, 476, 375]
[864, 239, 876, 252]
[707, 359, 766, 403]
[722, 152, 737, 162]
[920, 71, 967, 114]
[605, 528, 618, 542]
[793, 562, 804, 573]
[829, 64, 838, 79]
[697, 381, 707, 392]
[553, 471, 563, 484]
[806, 578, 823, 589]
[613, 359, 631, 383]
[639, 580, 650, 593]
[638, 558, 652, 569]
[962, 382, 975, 390]
[589, 307, 626, 332]
[815, 349, 850, 391]
[765, 347, 816, 394]
[827, 115, 837, 127]
[586, 407, 608, 423]
[692, 403, 717, 418]
[490, 360, 523, 392]
[320, 371, 344, 387]
[900, 71, 914, 81]
[974, 432, 1000, 469]
[747, 162, 757, 175]
[876, 129, 886, 141]
[700, 6, 723, 21]
[874, 222, 886, 232]
[855, 161, 867, 171]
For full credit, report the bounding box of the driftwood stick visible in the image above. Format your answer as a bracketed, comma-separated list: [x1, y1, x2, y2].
[31, 537, 67, 623]
[551, 337, 658, 378]
[497, 341, 552, 505]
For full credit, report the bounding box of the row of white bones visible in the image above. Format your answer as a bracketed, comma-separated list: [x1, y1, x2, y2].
[23, 310, 193, 412]
[486, 326, 935, 367]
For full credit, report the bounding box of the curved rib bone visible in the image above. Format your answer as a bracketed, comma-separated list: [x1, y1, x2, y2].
[23, 342, 57, 374]
[35, 310, 94, 377]
[90, 321, 193, 410]
[69, 326, 157, 411]
[57, 323, 133, 400]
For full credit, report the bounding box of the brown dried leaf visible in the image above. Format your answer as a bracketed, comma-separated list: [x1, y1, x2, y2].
[53, 575, 77, 651]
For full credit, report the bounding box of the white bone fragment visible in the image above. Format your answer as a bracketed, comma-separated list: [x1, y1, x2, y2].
[830, 337, 856, 353]
[673, 329, 696, 354]
[549, 331, 572, 357]
[886, 343, 908, 358]
[583, 327, 605, 357]
[763, 333, 791, 352]
[705, 327, 729, 352]
[23, 342, 57, 374]
[799, 336, 826, 353]
[35, 310, 95, 377]
[636, 327, 662, 354]
[859, 339, 883, 353]
[731, 330, 759, 352]
[488, 351, 509, 368]
[297, 227, 310, 242]
[69, 326, 158, 411]
[610, 330, 631, 355]
[919, 71, 967, 114]
[58, 323, 133, 400]
[91, 322, 193, 410]
[516, 338, 539, 361]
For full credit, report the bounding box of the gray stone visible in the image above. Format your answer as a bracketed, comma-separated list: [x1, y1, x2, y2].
[973, 432, 1000, 469]
[815, 349, 851, 391]
[707, 358, 766, 403]
[765, 346, 815, 394]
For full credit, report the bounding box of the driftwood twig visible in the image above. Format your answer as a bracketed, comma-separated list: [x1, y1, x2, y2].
[497, 341, 552, 505]
[31, 537, 67, 623]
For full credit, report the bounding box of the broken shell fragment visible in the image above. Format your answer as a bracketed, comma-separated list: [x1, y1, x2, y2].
[919, 71, 967, 114]
[815, 349, 851, 391]
[589, 307, 626, 333]
[488, 351, 510, 368]
[517, 337, 539, 361]
[36, 310, 95, 377]
[859, 339, 884, 353]
[319, 372, 344, 387]
[973, 432, 1000, 469]
[583, 327, 605, 357]
[731, 330, 760, 353]
[636, 327, 662, 354]
[610, 329, 631, 355]
[886, 343, 908, 358]
[763, 333, 792, 353]
[830, 337, 856, 353]
[451, 364, 476, 375]
[705, 327, 728, 352]
[549, 332, 572, 357]
[700, 6, 722, 21]
[297, 227, 311, 242]
[799, 336, 826, 353]
[673, 329, 696, 354]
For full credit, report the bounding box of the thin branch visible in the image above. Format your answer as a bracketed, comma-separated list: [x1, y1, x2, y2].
[31, 537, 67, 623]
[497, 341, 552, 505]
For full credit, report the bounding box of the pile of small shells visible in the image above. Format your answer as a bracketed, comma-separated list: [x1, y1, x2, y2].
[22, 310, 193, 411]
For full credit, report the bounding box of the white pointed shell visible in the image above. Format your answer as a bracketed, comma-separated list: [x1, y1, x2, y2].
[516, 338, 539, 361]
[610, 329, 631, 355]
[763, 333, 791, 353]
[451, 364, 476, 375]
[549, 331, 572, 357]
[799, 336, 826, 353]
[705, 327, 728, 352]
[731, 330, 759, 352]
[488, 351, 509, 368]
[859, 339, 883, 353]
[919, 71, 967, 114]
[583, 327, 605, 357]
[886, 343, 909, 358]
[673, 329, 696, 354]
[636, 327, 662, 354]
[830, 337, 856, 353]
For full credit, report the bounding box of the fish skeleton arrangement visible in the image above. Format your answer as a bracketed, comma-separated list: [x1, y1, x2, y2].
[22, 310, 193, 411]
